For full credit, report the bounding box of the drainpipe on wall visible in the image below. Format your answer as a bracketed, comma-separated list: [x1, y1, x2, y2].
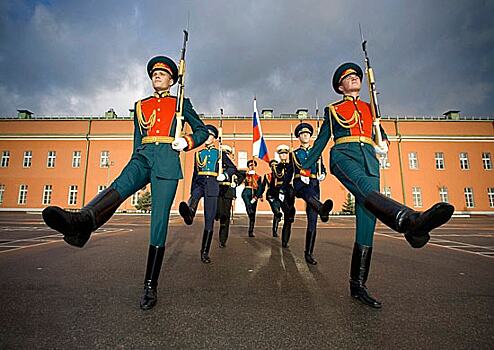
[81, 119, 92, 206]
[395, 119, 406, 205]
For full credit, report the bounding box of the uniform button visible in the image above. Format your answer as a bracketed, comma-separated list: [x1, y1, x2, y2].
[157, 99, 161, 103]
[156, 130, 160, 134]
[157, 108, 161, 111]
[157, 118, 161, 122]
[155, 142, 159, 145]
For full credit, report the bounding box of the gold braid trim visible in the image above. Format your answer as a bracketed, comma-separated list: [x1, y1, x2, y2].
[136, 100, 156, 132]
[272, 164, 285, 178]
[329, 104, 359, 129]
[195, 151, 208, 168]
[291, 150, 303, 170]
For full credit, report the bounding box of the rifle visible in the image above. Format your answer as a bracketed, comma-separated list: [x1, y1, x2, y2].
[315, 99, 322, 176]
[359, 24, 387, 154]
[218, 108, 224, 174]
[174, 29, 189, 141]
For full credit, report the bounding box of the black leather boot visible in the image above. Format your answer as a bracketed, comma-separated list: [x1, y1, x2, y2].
[281, 221, 292, 248]
[42, 187, 123, 248]
[350, 242, 381, 309]
[306, 196, 333, 223]
[364, 191, 454, 248]
[248, 214, 256, 237]
[272, 215, 281, 237]
[200, 230, 213, 263]
[179, 196, 199, 226]
[304, 230, 317, 265]
[140, 245, 165, 310]
[219, 223, 228, 248]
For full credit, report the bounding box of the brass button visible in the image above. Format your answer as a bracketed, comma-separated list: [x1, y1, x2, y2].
[157, 118, 161, 122]
[156, 130, 160, 134]
[155, 142, 159, 145]
[157, 108, 161, 111]
[157, 99, 161, 103]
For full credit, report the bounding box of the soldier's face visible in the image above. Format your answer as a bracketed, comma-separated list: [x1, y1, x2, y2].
[299, 132, 311, 144]
[248, 163, 256, 170]
[152, 70, 173, 91]
[205, 134, 215, 145]
[338, 74, 361, 94]
[279, 152, 288, 161]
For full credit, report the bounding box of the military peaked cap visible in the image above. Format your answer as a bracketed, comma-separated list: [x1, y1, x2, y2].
[147, 56, 178, 85]
[332, 62, 363, 94]
[205, 125, 219, 139]
[294, 123, 314, 137]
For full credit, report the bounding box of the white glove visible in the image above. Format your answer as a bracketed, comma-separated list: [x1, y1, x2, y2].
[279, 193, 285, 202]
[250, 197, 257, 204]
[374, 142, 388, 156]
[230, 174, 238, 188]
[300, 176, 310, 185]
[247, 170, 255, 175]
[317, 173, 326, 181]
[172, 137, 188, 151]
[216, 173, 227, 182]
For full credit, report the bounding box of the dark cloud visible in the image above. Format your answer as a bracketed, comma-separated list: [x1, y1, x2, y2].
[0, 0, 493, 117]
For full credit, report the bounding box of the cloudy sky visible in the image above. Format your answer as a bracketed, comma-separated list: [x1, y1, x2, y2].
[1, 0, 493, 118]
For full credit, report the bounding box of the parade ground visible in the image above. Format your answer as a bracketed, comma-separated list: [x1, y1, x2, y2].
[0, 212, 492, 349]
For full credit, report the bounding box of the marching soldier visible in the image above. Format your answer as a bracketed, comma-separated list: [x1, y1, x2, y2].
[301, 62, 454, 307]
[263, 160, 283, 237]
[215, 145, 244, 248]
[289, 124, 333, 264]
[241, 159, 263, 237]
[178, 125, 237, 263]
[42, 55, 209, 310]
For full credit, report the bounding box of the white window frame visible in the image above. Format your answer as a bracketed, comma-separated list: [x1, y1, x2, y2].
[98, 185, 107, 194]
[23, 151, 33, 168]
[42, 185, 53, 205]
[380, 153, 390, 169]
[68, 185, 78, 206]
[482, 152, 492, 170]
[435, 152, 445, 170]
[439, 186, 449, 203]
[18, 184, 28, 205]
[238, 151, 248, 169]
[1, 151, 10, 168]
[0, 184, 5, 204]
[464, 187, 474, 208]
[383, 186, 392, 198]
[47, 151, 56, 168]
[408, 152, 418, 169]
[72, 151, 82, 168]
[100, 151, 110, 168]
[459, 152, 469, 170]
[412, 186, 422, 208]
[488, 188, 494, 208]
[131, 191, 140, 207]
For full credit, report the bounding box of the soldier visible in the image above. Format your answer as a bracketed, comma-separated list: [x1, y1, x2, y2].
[289, 124, 333, 265]
[215, 145, 244, 248]
[42, 55, 209, 310]
[241, 159, 263, 237]
[263, 160, 283, 237]
[301, 62, 454, 308]
[178, 125, 237, 263]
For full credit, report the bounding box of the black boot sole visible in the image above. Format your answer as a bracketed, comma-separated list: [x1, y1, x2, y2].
[179, 202, 194, 225]
[319, 199, 334, 223]
[406, 203, 454, 248]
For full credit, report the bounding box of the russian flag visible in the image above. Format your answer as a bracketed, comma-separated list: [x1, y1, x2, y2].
[252, 97, 270, 162]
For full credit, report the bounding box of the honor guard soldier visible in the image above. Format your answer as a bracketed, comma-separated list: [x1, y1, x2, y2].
[289, 124, 333, 264]
[301, 62, 454, 307]
[241, 159, 263, 237]
[178, 125, 237, 263]
[215, 145, 244, 248]
[263, 160, 283, 237]
[42, 55, 209, 310]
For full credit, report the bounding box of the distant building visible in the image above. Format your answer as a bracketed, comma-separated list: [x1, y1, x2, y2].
[0, 110, 493, 214]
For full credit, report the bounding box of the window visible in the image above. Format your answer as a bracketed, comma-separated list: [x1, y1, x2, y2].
[435, 152, 445, 170]
[23, 151, 32, 168]
[464, 187, 474, 208]
[383, 186, 392, 198]
[482, 152, 492, 170]
[238, 151, 248, 169]
[72, 151, 81, 168]
[131, 191, 140, 206]
[459, 152, 469, 170]
[0, 184, 5, 204]
[1, 151, 10, 168]
[412, 187, 422, 208]
[47, 151, 56, 168]
[100, 151, 110, 168]
[408, 152, 418, 169]
[68, 185, 78, 205]
[98, 185, 107, 194]
[488, 188, 494, 208]
[439, 186, 449, 203]
[379, 153, 390, 169]
[18, 184, 28, 205]
[43, 185, 52, 205]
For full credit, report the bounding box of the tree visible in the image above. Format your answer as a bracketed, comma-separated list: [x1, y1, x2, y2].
[136, 191, 152, 212]
[341, 192, 355, 215]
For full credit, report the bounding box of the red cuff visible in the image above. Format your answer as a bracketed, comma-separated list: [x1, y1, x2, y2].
[184, 134, 194, 151]
[300, 169, 311, 177]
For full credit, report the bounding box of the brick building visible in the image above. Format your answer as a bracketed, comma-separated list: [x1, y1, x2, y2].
[1, 109, 493, 214]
